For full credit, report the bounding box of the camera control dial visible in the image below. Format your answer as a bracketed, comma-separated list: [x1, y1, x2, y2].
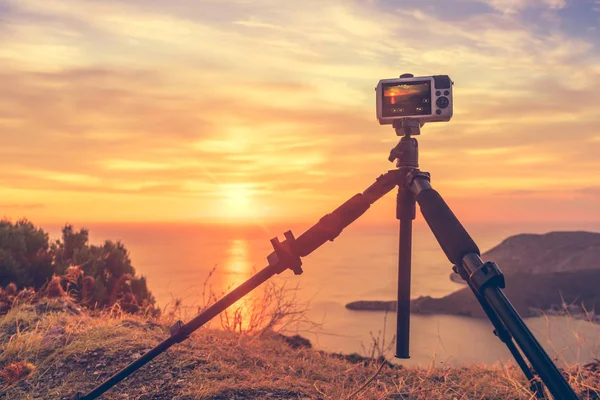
[436, 96, 450, 109]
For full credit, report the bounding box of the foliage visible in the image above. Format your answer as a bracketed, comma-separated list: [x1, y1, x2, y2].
[0, 218, 155, 313]
[0, 219, 53, 289]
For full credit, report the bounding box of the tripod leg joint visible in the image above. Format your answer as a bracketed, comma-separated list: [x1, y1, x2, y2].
[170, 320, 189, 343]
[469, 261, 505, 295]
[406, 170, 431, 196]
[268, 231, 303, 275]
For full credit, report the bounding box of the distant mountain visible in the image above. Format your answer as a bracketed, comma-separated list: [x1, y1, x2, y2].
[450, 231, 600, 283]
[411, 268, 600, 318]
[347, 231, 600, 320]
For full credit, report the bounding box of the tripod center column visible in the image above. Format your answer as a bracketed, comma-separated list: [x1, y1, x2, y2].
[393, 133, 419, 359]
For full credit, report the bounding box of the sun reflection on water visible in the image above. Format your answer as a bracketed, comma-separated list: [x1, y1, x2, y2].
[224, 237, 265, 296]
[222, 238, 260, 332]
[226, 239, 252, 285]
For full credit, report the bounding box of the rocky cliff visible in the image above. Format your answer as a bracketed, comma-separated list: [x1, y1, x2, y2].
[347, 231, 600, 319]
[450, 231, 600, 282]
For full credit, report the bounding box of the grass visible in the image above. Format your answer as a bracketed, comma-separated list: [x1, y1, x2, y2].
[0, 300, 599, 399]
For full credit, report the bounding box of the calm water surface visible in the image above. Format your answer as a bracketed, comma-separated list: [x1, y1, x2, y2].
[44, 221, 600, 366]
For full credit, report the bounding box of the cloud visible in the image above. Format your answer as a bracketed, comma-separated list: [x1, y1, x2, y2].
[0, 0, 599, 223]
[0, 66, 370, 204]
[481, 0, 567, 14]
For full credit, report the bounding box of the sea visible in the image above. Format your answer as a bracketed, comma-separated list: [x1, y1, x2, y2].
[43, 220, 600, 367]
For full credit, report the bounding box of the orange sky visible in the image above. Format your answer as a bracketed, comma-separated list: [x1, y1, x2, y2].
[1, 0, 599, 226]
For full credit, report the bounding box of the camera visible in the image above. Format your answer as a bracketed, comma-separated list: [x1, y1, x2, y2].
[375, 74, 453, 125]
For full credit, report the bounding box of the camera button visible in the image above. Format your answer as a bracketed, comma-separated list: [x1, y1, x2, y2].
[435, 91, 441, 96]
[436, 109, 442, 115]
[436, 96, 450, 109]
[444, 90, 449, 96]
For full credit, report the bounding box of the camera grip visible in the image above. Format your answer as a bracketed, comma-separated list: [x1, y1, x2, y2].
[416, 189, 480, 265]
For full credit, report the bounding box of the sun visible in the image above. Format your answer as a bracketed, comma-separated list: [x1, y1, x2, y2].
[219, 183, 257, 220]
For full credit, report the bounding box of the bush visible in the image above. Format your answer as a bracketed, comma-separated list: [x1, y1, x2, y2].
[0, 219, 53, 289]
[0, 218, 155, 312]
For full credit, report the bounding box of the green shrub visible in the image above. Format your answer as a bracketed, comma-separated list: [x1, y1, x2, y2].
[0, 219, 155, 309]
[0, 219, 53, 289]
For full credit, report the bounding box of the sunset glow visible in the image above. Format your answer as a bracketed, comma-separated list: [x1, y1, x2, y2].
[1, 0, 599, 225]
[220, 184, 261, 221]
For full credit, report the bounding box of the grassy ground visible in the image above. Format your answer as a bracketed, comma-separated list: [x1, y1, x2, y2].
[0, 300, 599, 400]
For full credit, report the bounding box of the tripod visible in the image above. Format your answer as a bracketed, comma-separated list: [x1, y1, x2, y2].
[390, 119, 550, 398]
[71, 122, 579, 400]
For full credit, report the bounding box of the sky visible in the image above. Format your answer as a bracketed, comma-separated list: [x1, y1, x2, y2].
[0, 0, 599, 226]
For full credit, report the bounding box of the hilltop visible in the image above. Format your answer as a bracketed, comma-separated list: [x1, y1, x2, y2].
[347, 231, 600, 319]
[449, 231, 600, 282]
[421, 231, 600, 318]
[1, 300, 599, 399]
[411, 268, 600, 318]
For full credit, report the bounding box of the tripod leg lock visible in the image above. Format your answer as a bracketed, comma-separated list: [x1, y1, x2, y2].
[268, 231, 303, 275]
[407, 170, 431, 188]
[170, 320, 189, 343]
[469, 261, 505, 295]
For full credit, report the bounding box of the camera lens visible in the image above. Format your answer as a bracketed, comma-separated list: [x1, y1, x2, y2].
[436, 96, 450, 109]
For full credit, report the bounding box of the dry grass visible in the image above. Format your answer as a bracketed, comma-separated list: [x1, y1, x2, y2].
[0, 301, 598, 399]
[162, 267, 318, 337]
[0, 272, 599, 399]
[217, 280, 316, 335]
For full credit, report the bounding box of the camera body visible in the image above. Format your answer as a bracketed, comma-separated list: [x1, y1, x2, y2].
[375, 74, 453, 125]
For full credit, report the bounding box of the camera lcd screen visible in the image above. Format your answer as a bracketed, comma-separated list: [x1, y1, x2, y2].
[381, 81, 432, 117]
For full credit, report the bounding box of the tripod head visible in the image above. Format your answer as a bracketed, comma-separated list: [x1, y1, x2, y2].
[388, 118, 420, 169]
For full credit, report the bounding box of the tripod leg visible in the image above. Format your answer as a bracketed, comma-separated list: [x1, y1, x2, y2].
[73, 263, 288, 400]
[482, 284, 576, 399]
[72, 171, 403, 400]
[396, 186, 415, 358]
[410, 178, 579, 399]
[454, 265, 546, 399]
[72, 233, 304, 400]
[476, 290, 546, 399]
